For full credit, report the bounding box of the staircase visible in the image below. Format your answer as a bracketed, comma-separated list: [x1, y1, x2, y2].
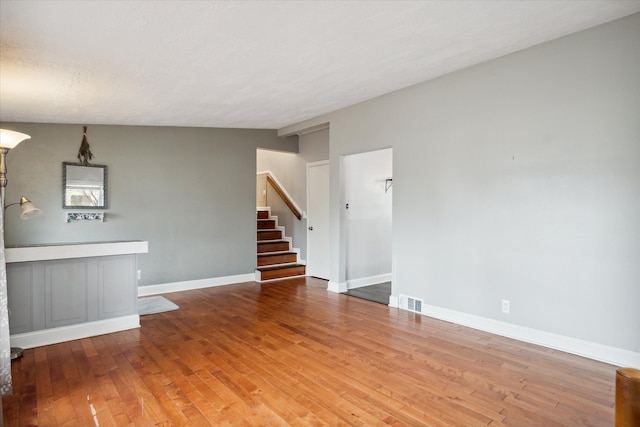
[255, 209, 306, 281]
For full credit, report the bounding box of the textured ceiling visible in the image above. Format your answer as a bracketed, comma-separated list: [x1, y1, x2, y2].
[1, 1, 639, 130]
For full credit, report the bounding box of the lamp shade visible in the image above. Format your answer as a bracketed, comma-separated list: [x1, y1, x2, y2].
[17, 196, 42, 220]
[0, 129, 31, 149]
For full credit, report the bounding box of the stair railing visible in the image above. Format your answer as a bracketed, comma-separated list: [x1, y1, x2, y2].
[257, 171, 302, 220]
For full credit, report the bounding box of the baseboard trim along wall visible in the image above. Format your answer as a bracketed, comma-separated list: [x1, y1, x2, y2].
[327, 281, 347, 293]
[10, 315, 140, 350]
[138, 273, 255, 296]
[389, 295, 399, 308]
[415, 302, 639, 369]
[346, 273, 392, 290]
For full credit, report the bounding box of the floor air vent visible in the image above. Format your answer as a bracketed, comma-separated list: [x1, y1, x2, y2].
[399, 294, 424, 314]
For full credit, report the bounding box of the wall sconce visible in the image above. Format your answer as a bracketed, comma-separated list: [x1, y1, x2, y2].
[5, 196, 41, 220]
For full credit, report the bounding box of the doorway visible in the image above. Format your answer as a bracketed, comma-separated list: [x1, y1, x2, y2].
[342, 148, 392, 304]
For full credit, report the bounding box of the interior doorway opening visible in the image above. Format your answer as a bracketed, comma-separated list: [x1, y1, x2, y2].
[342, 148, 393, 305]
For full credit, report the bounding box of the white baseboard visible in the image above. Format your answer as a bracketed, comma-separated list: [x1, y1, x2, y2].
[347, 273, 392, 290]
[327, 281, 347, 293]
[418, 303, 640, 369]
[10, 315, 140, 350]
[388, 295, 399, 308]
[138, 273, 255, 296]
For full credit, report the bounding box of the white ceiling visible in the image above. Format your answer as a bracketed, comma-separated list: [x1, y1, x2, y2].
[1, 1, 639, 130]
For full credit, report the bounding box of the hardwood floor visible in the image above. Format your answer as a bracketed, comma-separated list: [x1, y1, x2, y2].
[3, 277, 617, 426]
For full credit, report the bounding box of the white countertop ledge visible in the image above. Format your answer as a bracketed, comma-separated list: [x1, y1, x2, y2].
[5, 241, 149, 263]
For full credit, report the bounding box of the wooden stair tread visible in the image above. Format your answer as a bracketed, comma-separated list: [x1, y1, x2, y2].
[257, 264, 306, 281]
[257, 251, 299, 267]
[257, 231, 283, 241]
[258, 251, 296, 258]
[256, 263, 305, 271]
[257, 220, 276, 229]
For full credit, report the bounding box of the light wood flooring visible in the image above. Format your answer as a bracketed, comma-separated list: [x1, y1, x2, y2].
[2, 277, 617, 426]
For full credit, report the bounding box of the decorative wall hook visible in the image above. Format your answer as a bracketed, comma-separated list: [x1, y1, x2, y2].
[77, 126, 93, 165]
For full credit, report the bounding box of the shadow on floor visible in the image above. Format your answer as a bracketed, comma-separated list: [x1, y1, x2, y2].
[345, 282, 391, 305]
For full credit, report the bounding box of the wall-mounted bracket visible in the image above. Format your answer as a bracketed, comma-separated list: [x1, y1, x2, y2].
[385, 178, 393, 193]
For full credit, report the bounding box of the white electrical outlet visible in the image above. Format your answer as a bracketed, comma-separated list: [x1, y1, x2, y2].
[137, 270, 142, 280]
[501, 299, 510, 314]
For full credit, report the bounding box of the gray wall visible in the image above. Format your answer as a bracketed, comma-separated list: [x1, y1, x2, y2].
[299, 128, 329, 163]
[1, 123, 297, 286]
[285, 14, 640, 352]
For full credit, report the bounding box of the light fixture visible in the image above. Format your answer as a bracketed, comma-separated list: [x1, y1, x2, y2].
[1, 129, 31, 189]
[0, 129, 31, 150]
[0, 129, 35, 362]
[5, 196, 42, 220]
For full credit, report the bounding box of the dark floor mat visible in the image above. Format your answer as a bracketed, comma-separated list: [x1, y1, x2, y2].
[345, 282, 391, 305]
